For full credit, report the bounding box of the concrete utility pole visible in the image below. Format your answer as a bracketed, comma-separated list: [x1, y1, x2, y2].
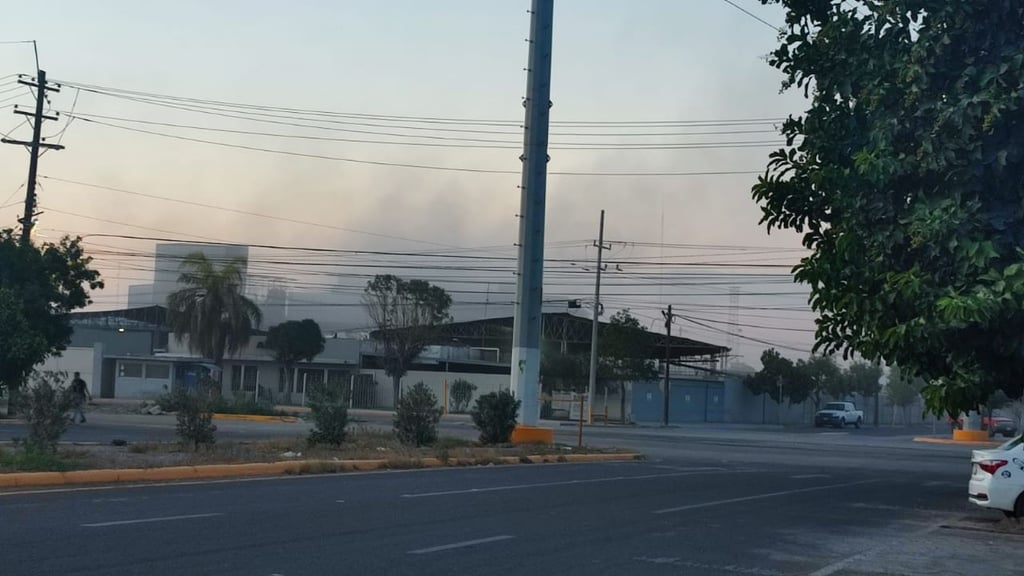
[586, 209, 609, 424]
[510, 0, 554, 428]
[1, 70, 64, 244]
[662, 305, 673, 426]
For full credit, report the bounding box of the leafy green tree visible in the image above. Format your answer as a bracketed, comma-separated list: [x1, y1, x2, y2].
[753, 1, 1024, 417]
[265, 319, 325, 402]
[599, 309, 658, 422]
[449, 378, 477, 413]
[167, 253, 262, 380]
[0, 230, 102, 397]
[363, 275, 452, 404]
[540, 352, 587, 393]
[745, 349, 796, 404]
[844, 361, 883, 399]
[794, 355, 841, 410]
[886, 366, 925, 425]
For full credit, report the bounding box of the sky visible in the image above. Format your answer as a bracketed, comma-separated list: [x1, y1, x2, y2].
[0, 0, 814, 366]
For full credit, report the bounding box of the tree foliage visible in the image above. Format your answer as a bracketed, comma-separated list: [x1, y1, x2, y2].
[744, 349, 797, 404]
[449, 378, 477, 413]
[886, 366, 925, 409]
[844, 361, 883, 398]
[167, 252, 262, 370]
[471, 390, 521, 445]
[797, 355, 842, 409]
[23, 371, 74, 452]
[265, 319, 325, 400]
[364, 275, 451, 403]
[754, 1, 1024, 416]
[0, 230, 103, 395]
[393, 382, 442, 447]
[307, 382, 349, 446]
[599, 309, 658, 422]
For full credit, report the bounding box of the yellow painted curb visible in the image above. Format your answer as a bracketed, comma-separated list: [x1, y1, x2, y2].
[913, 436, 1000, 447]
[212, 413, 300, 423]
[953, 429, 991, 442]
[0, 452, 643, 489]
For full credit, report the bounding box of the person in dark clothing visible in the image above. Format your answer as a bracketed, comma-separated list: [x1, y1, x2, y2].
[69, 372, 91, 424]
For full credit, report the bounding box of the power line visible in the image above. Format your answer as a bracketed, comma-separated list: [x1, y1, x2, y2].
[55, 78, 788, 128]
[72, 117, 766, 177]
[719, 0, 780, 31]
[65, 112, 785, 151]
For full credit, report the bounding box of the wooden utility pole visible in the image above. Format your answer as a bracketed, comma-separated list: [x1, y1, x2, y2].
[1, 70, 64, 244]
[586, 209, 609, 424]
[662, 304, 672, 426]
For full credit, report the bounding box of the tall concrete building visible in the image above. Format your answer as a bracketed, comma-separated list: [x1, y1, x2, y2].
[127, 243, 250, 308]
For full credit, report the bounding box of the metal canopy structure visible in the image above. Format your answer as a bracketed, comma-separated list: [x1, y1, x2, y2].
[70, 305, 169, 331]
[371, 313, 728, 362]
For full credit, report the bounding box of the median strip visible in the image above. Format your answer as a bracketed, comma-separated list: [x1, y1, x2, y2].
[0, 452, 643, 489]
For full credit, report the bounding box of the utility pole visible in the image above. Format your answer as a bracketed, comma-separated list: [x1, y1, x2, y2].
[662, 304, 672, 426]
[1, 70, 63, 244]
[510, 0, 554, 428]
[586, 209, 609, 424]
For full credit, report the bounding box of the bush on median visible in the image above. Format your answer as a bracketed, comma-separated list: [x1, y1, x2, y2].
[307, 383, 349, 446]
[394, 382, 442, 447]
[471, 390, 520, 445]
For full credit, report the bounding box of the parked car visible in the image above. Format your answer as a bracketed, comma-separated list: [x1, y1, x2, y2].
[988, 417, 1019, 438]
[814, 402, 864, 429]
[969, 434, 1024, 517]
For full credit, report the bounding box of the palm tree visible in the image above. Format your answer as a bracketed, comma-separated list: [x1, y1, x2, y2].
[166, 252, 262, 381]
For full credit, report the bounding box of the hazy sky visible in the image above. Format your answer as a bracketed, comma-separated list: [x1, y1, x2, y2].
[0, 1, 815, 364]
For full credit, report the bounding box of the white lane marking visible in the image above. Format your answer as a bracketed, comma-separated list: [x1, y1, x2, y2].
[655, 465, 727, 472]
[408, 535, 514, 554]
[82, 512, 223, 527]
[652, 480, 879, 514]
[400, 469, 734, 499]
[790, 474, 830, 479]
[336, 500, 345, 503]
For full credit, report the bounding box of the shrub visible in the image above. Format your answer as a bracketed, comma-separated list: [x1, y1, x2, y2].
[174, 388, 216, 451]
[449, 379, 478, 413]
[24, 371, 73, 452]
[307, 383, 350, 446]
[471, 390, 521, 445]
[394, 382, 442, 446]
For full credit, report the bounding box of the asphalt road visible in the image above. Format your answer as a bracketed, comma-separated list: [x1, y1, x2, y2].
[3, 456, 1021, 575]
[3, 413, 1024, 575]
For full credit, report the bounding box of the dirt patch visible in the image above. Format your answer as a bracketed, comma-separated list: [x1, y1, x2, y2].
[3, 428, 629, 472]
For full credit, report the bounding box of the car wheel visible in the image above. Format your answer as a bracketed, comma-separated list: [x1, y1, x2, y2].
[1014, 493, 1024, 520]
[854, 418, 862, 429]
[837, 418, 846, 429]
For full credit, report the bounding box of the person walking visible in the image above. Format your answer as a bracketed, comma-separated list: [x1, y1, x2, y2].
[69, 372, 91, 424]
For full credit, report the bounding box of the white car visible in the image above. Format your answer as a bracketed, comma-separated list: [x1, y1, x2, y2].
[969, 434, 1024, 517]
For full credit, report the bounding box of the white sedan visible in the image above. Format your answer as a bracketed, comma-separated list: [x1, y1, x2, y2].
[969, 434, 1024, 517]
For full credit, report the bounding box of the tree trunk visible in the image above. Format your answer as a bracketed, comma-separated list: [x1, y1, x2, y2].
[619, 380, 627, 424]
[282, 365, 293, 405]
[392, 374, 402, 408]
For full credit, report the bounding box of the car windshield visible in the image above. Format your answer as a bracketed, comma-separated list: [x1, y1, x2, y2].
[823, 403, 846, 411]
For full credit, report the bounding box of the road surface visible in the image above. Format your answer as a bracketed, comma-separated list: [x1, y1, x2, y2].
[3, 414, 1023, 575]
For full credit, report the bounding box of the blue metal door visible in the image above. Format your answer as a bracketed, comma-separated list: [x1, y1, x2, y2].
[631, 380, 663, 423]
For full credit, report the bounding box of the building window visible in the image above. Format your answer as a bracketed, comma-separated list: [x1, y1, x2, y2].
[145, 363, 170, 380]
[242, 366, 258, 392]
[118, 362, 143, 378]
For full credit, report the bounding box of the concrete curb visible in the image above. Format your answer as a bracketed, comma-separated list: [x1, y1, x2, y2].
[913, 436, 1001, 447]
[211, 413, 300, 423]
[0, 452, 642, 489]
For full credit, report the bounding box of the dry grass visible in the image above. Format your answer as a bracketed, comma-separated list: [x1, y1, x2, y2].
[7, 428, 626, 472]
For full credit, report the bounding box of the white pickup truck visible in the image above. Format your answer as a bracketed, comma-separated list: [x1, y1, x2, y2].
[814, 402, 864, 429]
